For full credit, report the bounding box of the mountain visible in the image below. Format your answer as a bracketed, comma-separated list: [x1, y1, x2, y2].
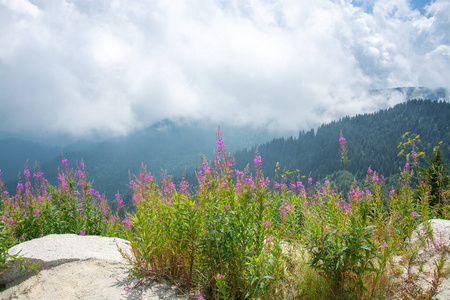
[2, 119, 278, 201]
[234, 99, 450, 188]
[369, 87, 448, 102]
[1, 87, 448, 205]
[0, 138, 60, 180]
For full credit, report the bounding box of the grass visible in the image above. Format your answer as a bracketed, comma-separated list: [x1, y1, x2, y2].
[1, 129, 449, 299]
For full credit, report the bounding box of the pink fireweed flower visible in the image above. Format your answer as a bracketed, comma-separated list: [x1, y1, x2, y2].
[116, 193, 124, 209]
[289, 183, 296, 192]
[62, 159, 69, 168]
[144, 173, 153, 184]
[79, 230, 85, 235]
[279, 203, 294, 216]
[23, 169, 30, 179]
[308, 177, 312, 186]
[16, 183, 24, 192]
[390, 189, 396, 196]
[80, 162, 85, 170]
[123, 218, 132, 230]
[410, 211, 417, 217]
[411, 152, 417, 158]
[265, 236, 274, 243]
[367, 167, 373, 174]
[264, 221, 271, 226]
[33, 209, 40, 219]
[254, 155, 262, 168]
[102, 205, 109, 216]
[33, 171, 43, 181]
[217, 137, 225, 150]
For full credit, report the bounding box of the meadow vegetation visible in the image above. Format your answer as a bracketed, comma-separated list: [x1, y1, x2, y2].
[1, 129, 449, 299]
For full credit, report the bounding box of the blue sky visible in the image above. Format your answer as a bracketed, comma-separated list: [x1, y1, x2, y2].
[353, 0, 433, 14]
[0, 0, 449, 140]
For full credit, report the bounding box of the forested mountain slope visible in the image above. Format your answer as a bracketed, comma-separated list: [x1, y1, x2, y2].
[234, 99, 450, 183]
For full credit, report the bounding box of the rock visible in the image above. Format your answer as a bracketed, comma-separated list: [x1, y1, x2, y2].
[391, 219, 450, 299]
[0, 234, 187, 299]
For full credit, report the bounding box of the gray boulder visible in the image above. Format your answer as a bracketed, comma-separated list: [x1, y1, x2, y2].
[0, 234, 186, 299]
[391, 219, 450, 299]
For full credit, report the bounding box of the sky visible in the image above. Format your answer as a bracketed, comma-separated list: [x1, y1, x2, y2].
[0, 0, 449, 142]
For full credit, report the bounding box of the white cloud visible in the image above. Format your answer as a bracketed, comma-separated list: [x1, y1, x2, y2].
[0, 0, 448, 139]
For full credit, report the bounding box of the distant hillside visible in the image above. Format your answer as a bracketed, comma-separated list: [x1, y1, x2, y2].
[2, 120, 277, 200]
[0, 138, 60, 180]
[234, 99, 450, 186]
[2, 90, 448, 205]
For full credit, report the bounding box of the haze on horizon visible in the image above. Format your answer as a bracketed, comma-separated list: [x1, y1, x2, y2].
[0, 0, 449, 143]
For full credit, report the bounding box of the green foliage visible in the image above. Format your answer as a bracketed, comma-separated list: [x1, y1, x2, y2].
[421, 147, 449, 209]
[234, 99, 450, 187]
[1, 126, 450, 299]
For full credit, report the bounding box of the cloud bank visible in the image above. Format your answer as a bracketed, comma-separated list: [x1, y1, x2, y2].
[0, 0, 449, 139]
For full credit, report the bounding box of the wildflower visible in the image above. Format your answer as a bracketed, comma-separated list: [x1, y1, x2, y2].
[254, 155, 262, 168]
[197, 294, 205, 300]
[79, 230, 85, 235]
[124, 285, 131, 291]
[116, 193, 124, 209]
[411, 152, 417, 158]
[80, 162, 85, 170]
[367, 167, 373, 174]
[390, 189, 395, 196]
[264, 221, 271, 226]
[144, 173, 153, 183]
[16, 183, 24, 192]
[410, 211, 417, 217]
[19, 236, 25, 241]
[265, 236, 274, 243]
[62, 159, 69, 168]
[33, 171, 43, 181]
[23, 169, 30, 179]
[308, 177, 312, 185]
[225, 204, 230, 209]
[124, 218, 132, 230]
